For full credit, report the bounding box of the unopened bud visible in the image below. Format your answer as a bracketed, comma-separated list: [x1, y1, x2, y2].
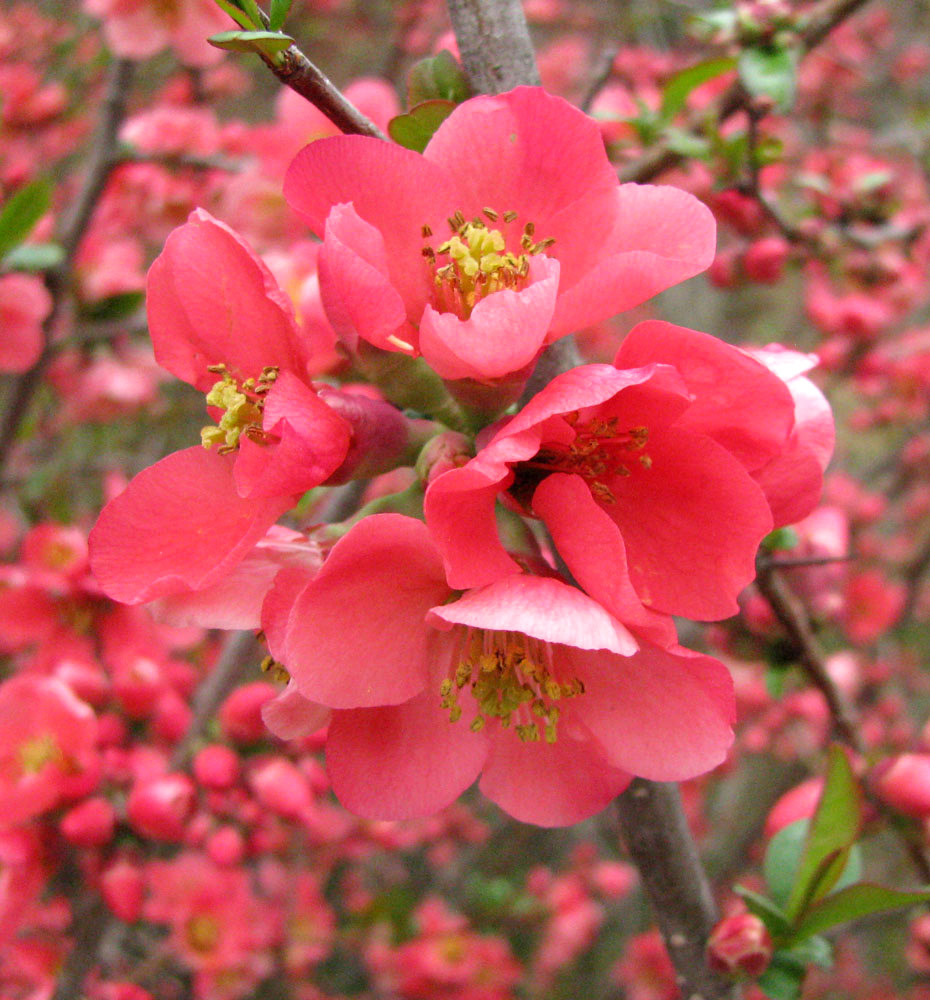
[707, 912, 773, 979]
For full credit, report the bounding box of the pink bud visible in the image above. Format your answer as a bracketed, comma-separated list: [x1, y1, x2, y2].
[873, 754, 930, 819]
[193, 744, 240, 789]
[707, 912, 773, 979]
[249, 758, 311, 818]
[764, 778, 824, 838]
[60, 796, 116, 847]
[743, 237, 790, 284]
[152, 689, 193, 743]
[219, 682, 277, 743]
[126, 773, 194, 841]
[206, 825, 245, 866]
[101, 859, 145, 922]
[415, 430, 473, 485]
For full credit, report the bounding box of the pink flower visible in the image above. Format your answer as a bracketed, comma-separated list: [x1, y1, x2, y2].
[425, 323, 808, 621]
[262, 514, 734, 826]
[0, 273, 50, 373]
[83, 0, 229, 66]
[90, 211, 416, 606]
[284, 87, 714, 384]
[0, 674, 98, 829]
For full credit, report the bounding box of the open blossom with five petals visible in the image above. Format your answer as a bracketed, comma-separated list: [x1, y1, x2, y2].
[283, 87, 715, 385]
[260, 514, 735, 827]
[89, 210, 421, 606]
[425, 322, 826, 622]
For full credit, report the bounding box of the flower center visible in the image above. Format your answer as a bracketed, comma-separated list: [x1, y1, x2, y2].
[186, 914, 221, 954]
[439, 628, 583, 743]
[18, 732, 63, 776]
[421, 209, 554, 320]
[517, 411, 652, 506]
[200, 364, 278, 453]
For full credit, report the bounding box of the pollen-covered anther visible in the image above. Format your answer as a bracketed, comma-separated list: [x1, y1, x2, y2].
[441, 629, 582, 743]
[423, 209, 554, 319]
[200, 366, 279, 453]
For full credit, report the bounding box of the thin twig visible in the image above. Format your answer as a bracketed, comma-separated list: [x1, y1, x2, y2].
[260, 46, 386, 139]
[0, 58, 136, 473]
[754, 562, 863, 752]
[581, 45, 619, 112]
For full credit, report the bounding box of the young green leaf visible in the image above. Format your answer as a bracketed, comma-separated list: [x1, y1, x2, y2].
[660, 57, 735, 123]
[757, 952, 806, 1000]
[792, 883, 930, 942]
[407, 51, 470, 107]
[2, 242, 64, 272]
[208, 29, 294, 58]
[786, 746, 863, 922]
[212, 0, 257, 31]
[268, 0, 292, 30]
[0, 178, 52, 262]
[733, 885, 793, 939]
[388, 101, 456, 153]
[738, 45, 799, 113]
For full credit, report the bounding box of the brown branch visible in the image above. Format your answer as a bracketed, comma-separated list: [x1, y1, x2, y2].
[0, 58, 136, 473]
[446, 0, 541, 95]
[260, 45, 386, 139]
[581, 45, 619, 113]
[615, 781, 740, 1000]
[754, 562, 863, 752]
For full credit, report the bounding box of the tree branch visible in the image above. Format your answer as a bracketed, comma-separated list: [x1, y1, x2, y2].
[0, 57, 136, 473]
[615, 781, 739, 1000]
[260, 45, 386, 139]
[445, 0, 541, 95]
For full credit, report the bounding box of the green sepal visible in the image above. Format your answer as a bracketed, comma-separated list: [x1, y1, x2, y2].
[0, 178, 52, 262]
[388, 100, 456, 153]
[407, 50, 470, 107]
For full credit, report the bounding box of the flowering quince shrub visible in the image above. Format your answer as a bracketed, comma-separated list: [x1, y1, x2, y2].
[3, 2, 930, 999]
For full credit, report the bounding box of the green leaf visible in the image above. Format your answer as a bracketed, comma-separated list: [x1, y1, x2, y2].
[2, 242, 64, 272]
[237, 0, 265, 29]
[757, 952, 806, 1000]
[733, 885, 793, 939]
[763, 526, 799, 551]
[212, 0, 256, 30]
[268, 0, 292, 30]
[388, 100, 456, 153]
[0, 178, 52, 262]
[764, 819, 808, 909]
[80, 290, 145, 322]
[663, 127, 711, 159]
[407, 50, 470, 107]
[738, 45, 799, 112]
[765, 662, 789, 699]
[792, 883, 930, 942]
[660, 57, 735, 123]
[786, 746, 863, 921]
[208, 29, 293, 58]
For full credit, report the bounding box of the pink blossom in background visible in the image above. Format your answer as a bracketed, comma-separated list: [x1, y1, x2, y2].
[83, 0, 229, 66]
[0, 272, 50, 373]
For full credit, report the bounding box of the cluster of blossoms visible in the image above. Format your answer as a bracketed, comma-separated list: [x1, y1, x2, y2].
[89, 86, 833, 827]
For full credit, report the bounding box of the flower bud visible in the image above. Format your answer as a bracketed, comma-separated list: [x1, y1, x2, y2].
[707, 912, 773, 978]
[416, 430, 472, 485]
[61, 796, 116, 847]
[219, 682, 277, 743]
[873, 754, 930, 819]
[101, 858, 145, 922]
[193, 744, 240, 789]
[126, 773, 195, 841]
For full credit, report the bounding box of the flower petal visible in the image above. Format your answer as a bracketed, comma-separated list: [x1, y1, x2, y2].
[567, 643, 735, 781]
[282, 515, 448, 708]
[326, 692, 487, 819]
[89, 447, 294, 604]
